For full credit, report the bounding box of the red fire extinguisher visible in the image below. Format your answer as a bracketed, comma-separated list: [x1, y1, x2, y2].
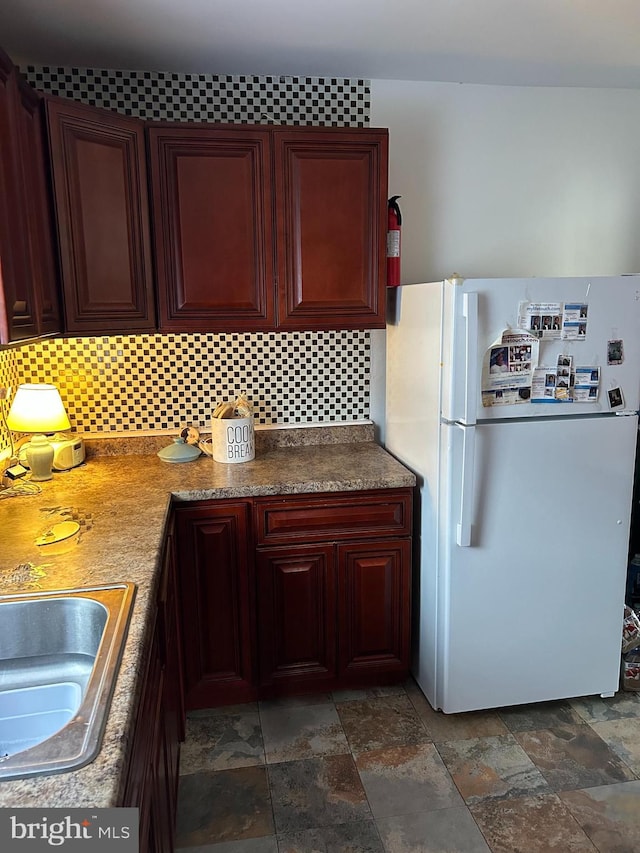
[387, 195, 402, 287]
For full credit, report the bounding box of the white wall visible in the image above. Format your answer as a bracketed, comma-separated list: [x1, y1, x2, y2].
[372, 79, 640, 282]
[370, 79, 640, 432]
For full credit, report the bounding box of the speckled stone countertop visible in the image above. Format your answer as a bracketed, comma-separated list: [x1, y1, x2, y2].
[0, 425, 415, 808]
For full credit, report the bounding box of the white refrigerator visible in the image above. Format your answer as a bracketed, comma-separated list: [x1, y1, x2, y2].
[385, 276, 640, 713]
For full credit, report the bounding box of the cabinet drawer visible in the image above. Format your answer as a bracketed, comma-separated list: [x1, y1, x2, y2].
[254, 489, 412, 545]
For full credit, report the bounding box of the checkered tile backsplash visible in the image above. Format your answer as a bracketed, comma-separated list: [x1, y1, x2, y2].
[0, 68, 373, 455]
[24, 67, 370, 126]
[0, 331, 371, 446]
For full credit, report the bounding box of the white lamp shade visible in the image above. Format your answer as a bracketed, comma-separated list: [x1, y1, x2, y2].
[6, 384, 71, 434]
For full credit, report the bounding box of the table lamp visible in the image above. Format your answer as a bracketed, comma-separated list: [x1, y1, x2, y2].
[6, 384, 71, 481]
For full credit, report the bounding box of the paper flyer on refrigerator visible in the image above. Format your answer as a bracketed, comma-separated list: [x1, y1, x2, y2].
[482, 330, 539, 407]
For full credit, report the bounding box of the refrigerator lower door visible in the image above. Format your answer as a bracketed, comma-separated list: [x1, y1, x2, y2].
[433, 413, 637, 713]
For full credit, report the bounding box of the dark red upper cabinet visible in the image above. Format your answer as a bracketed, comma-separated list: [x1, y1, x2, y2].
[147, 124, 388, 333]
[274, 127, 388, 330]
[46, 97, 155, 333]
[15, 78, 62, 337]
[0, 49, 41, 342]
[147, 126, 275, 332]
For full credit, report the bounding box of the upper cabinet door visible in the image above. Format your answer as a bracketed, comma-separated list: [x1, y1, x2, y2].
[274, 128, 388, 331]
[16, 79, 61, 337]
[0, 49, 39, 342]
[46, 97, 155, 333]
[147, 126, 275, 332]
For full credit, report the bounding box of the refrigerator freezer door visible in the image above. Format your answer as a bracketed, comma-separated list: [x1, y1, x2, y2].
[430, 413, 637, 714]
[443, 276, 640, 423]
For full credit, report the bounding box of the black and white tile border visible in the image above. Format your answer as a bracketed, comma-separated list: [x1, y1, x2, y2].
[24, 67, 370, 127]
[5, 331, 370, 435]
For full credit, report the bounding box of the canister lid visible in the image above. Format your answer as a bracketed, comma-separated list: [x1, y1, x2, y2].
[157, 437, 201, 463]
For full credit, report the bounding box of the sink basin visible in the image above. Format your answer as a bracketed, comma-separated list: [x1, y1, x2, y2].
[0, 583, 136, 781]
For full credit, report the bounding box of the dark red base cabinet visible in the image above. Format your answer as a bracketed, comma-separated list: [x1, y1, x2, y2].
[256, 543, 338, 688]
[174, 489, 412, 708]
[338, 540, 412, 678]
[122, 520, 184, 853]
[174, 501, 256, 709]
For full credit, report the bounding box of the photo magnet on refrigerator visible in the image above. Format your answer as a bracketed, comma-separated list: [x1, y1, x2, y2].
[608, 386, 624, 409]
[607, 340, 624, 365]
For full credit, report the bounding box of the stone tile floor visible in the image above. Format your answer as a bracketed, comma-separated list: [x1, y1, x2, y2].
[175, 680, 640, 852]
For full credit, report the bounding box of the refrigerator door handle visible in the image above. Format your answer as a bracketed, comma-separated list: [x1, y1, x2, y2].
[462, 291, 479, 424]
[456, 423, 476, 547]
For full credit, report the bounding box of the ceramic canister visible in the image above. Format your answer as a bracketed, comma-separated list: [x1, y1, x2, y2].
[211, 416, 255, 463]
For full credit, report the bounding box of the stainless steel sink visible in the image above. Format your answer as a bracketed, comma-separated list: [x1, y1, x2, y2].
[0, 583, 136, 781]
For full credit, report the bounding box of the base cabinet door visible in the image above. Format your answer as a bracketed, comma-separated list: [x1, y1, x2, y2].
[123, 617, 164, 853]
[123, 524, 184, 853]
[338, 540, 411, 677]
[157, 522, 184, 829]
[151, 713, 175, 853]
[256, 544, 336, 687]
[175, 502, 255, 707]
